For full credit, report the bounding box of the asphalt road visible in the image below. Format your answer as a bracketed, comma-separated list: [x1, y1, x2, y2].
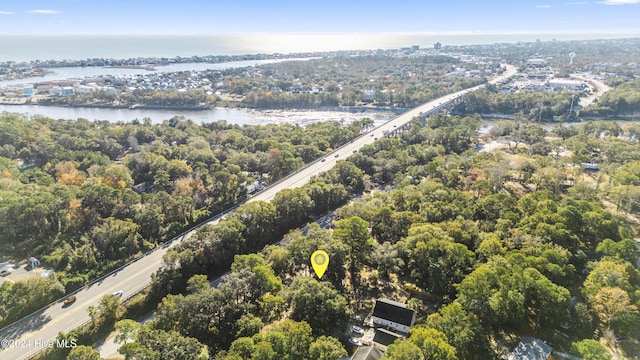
[0, 64, 516, 360]
[570, 73, 612, 108]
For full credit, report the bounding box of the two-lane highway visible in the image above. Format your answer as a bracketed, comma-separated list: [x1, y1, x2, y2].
[0, 64, 516, 360]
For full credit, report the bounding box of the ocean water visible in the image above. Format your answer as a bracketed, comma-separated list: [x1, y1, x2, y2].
[1, 33, 638, 63]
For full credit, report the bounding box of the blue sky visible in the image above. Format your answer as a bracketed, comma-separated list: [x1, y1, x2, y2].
[0, 0, 639, 35]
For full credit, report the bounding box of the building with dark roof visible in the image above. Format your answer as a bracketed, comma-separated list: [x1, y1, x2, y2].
[372, 328, 405, 351]
[371, 299, 416, 334]
[507, 337, 553, 360]
[351, 346, 384, 360]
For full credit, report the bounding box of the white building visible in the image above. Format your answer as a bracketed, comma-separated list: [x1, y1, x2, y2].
[548, 79, 586, 92]
[371, 299, 416, 334]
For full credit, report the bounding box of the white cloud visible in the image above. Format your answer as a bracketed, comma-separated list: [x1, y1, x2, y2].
[27, 9, 62, 14]
[598, 0, 640, 4]
[536, 4, 552, 8]
[0, 11, 14, 15]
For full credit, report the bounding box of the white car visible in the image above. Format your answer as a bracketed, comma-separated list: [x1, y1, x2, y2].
[112, 290, 123, 297]
[351, 325, 365, 335]
[348, 338, 363, 346]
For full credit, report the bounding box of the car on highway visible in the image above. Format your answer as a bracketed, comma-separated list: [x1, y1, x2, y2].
[351, 325, 365, 335]
[352, 149, 357, 153]
[334, 153, 339, 157]
[112, 290, 123, 297]
[321, 158, 326, 162]
[63, 295, 76, 305]
[370, 133, 374, 136]
[349, 338, 363, 346]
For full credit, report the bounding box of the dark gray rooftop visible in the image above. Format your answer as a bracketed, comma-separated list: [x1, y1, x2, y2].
[371, 299, 415, 327]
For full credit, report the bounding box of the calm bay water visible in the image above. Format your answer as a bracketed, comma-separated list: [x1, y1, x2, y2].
[1, 33, 638, 63]
[0, 103, 393, 126]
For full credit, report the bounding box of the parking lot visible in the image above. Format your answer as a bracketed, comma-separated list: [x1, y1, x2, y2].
[0, 264, 43, 283]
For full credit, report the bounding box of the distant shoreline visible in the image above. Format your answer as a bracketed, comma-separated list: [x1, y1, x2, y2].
[104, 65, 156, 71]
[0, 100, 408, 114]
[2, 34, 639, 63]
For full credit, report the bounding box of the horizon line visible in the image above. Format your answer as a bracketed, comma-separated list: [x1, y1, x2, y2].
[1, 31, 640, 36]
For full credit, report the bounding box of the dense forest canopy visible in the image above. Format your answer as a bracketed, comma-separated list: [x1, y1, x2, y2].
[103, 114, 639, 359]
[0, 112, 372, 327]
[5, 111, 639, 360]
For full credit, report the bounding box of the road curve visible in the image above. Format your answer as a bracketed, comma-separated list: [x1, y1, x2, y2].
[0, 64, 516, 360]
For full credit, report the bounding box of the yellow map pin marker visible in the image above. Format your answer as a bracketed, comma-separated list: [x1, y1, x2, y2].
[311, 250, 329, 279]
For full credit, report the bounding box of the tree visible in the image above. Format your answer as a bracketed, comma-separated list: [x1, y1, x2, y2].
[305, 181, 348, 214]
[386, 327, 457, 360]
[582, 260, 634, 299]
[283, 277, 352, 335]
[553, 125, 578, 141]
[87, 306, 98, 328]
[66, 345, 101, 360]
[371, 207, 419, 244]
[98, 293, 121, 325]
[325, 160, 365, 193]
[55, 161, 85, 186]
[227, 337, 255, 359]
[115, 319, 141, 345]
[123, 327, 209, 360]
[90, 217, 142, 261]
[101, 163, 134, 189]
[590, 286, 639, 335]
[425, 303, 488, 359]
[384, 340, 425, 360]
[272, 188, 314, 230]
[409, 237, 474, 299]
[286, 226, 349, 287]
[570, 339, 612, 360]
[476, 237, 506, 261]
[231, 201, 278, 249]
[186, 274, 210, 294]
[332, 216, 374, 282]
[0, 277, 65, 327]
[235, 313, 264, 338]
[166, 159, 192, 181]
[308, 336, 348, 360]
[596, 238, 640, 265]
[257, 294, 286, 323]
[252, 341, 276, 360]
[371, 242, 404, 278]
[457, 260, 570, 329]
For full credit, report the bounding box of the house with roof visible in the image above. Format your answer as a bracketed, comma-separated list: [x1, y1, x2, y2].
[371, 299, 416, 334]
[372, 328, 405, 352]
[351, 346, 384, 360]
[507, 337, 553, 360]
